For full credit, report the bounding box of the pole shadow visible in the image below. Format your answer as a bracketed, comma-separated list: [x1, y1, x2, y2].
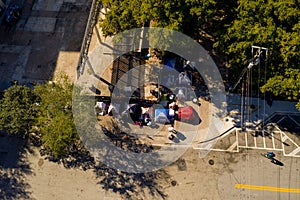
[252, 130, 290, 147]
[271, 158, 284, 166]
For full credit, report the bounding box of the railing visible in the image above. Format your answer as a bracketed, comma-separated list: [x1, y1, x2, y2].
[76, 0, 102, 79]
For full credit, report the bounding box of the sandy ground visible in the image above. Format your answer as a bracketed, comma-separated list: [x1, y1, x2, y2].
[4, 144, 219, 200]
[23, 148, 122, 200]
[22, 148, 214, 200]
[15, 141, 300, 200]
[22, 146, 300, 200]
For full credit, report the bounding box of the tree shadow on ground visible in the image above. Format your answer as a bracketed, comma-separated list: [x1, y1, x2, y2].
[0, 133, 34, 199]
[94, 164, 170, 200]
[40, 141, 96, 171]
[41, 138, 171, 199]
[40, 134, 171, 199]
[93, 126, 171, 200]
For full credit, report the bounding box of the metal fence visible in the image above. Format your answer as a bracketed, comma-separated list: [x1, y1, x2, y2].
[76, 0, 102, 79]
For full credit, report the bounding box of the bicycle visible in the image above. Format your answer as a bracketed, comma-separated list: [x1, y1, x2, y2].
[261, 152, 277, 164]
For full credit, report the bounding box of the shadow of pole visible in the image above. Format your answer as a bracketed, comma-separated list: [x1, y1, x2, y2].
[253, 131, 290, 146]
[271, 158, 284, 166]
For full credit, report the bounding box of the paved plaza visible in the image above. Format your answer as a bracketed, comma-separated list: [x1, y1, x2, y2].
[0, 0, 91, 90]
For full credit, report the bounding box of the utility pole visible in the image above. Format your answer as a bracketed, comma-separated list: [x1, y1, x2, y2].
[230, 46, 268, 131]
[251, 46, 268, 131]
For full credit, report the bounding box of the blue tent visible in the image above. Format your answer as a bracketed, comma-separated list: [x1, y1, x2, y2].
[154, 109, 170, 124]
[166, 58, 176, 69]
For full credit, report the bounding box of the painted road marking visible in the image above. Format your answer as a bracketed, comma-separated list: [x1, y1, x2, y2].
[289, 147, 300, 156]
[271, 132, 275, 149]
[263, 132, 266, 148]
[195, 119, 300, 158]
[227, 141, 238, 151]
[235, 184, 300, 193]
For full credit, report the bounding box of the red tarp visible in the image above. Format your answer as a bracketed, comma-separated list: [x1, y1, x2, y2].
[178, 106, 194, 121]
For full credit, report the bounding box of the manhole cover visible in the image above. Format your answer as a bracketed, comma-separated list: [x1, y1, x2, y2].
[38, 158, 44, 167]
[171, 180, 177, 186]
[177, 158, 187, 171]
[208, 159, 214, 165]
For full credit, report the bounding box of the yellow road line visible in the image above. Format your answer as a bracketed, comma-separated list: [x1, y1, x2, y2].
[235, 184, 300, 193]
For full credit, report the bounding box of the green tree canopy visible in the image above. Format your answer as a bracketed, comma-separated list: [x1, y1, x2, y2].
[0, 76, 78, 157]
[34, 75, 77, 157]
[0, 85, 37, 135]
[100, 0, 217, 39]
[215, 0, 300, 71]
[99, 0, 300, 109]
[214, 0, 300, 108]
[261, 68, 300, 109]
